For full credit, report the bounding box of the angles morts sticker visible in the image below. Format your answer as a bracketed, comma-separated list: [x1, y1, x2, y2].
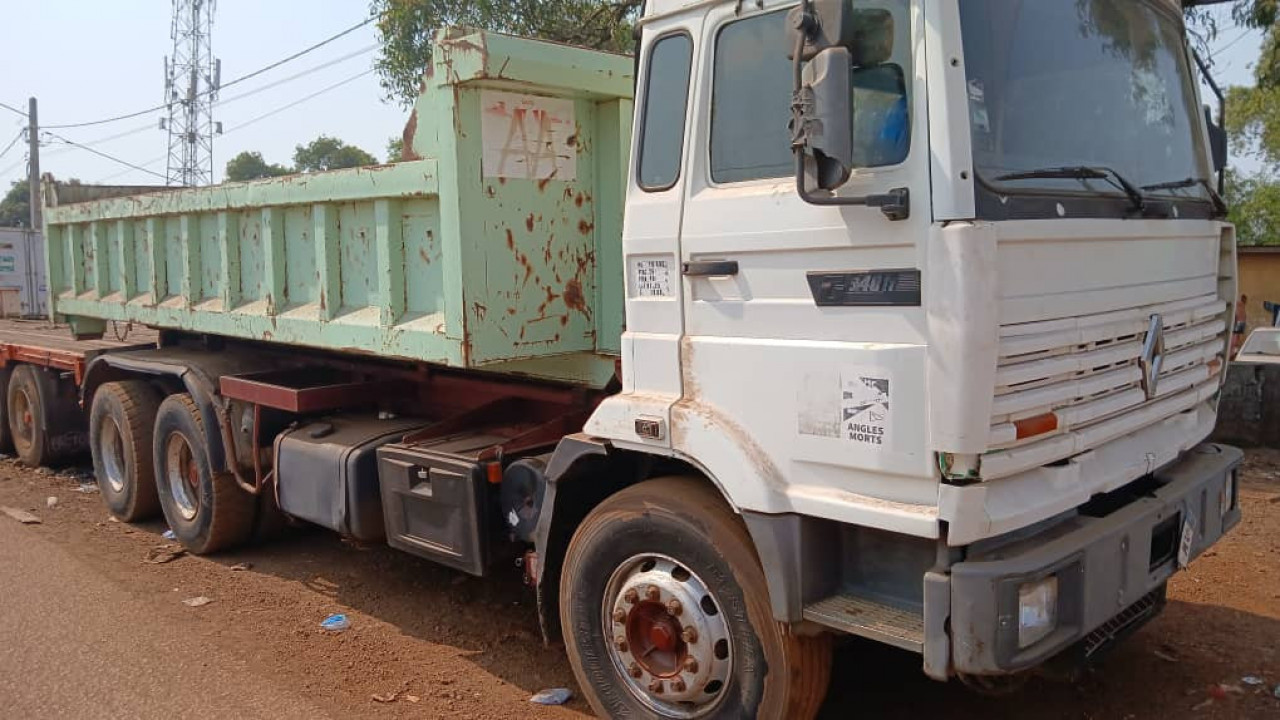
[842, 374, 890, 447]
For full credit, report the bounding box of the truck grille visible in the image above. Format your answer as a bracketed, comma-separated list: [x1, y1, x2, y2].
[984, 294, 1227, 479]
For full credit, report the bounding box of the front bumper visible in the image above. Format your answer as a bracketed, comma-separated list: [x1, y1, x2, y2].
[945, 443, 1243, 675]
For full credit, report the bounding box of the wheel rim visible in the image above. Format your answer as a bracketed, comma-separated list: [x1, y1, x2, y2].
[164, 432, 200, 521]
[11, 386, 34, 451]
[99, 418, 127, 493]
[602, 554, 734, 719]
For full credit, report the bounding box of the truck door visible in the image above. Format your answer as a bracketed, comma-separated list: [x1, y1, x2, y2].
[673, 0, 938, 522]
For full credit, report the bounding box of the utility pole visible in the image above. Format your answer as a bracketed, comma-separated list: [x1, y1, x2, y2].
[27, 97, 40, 231]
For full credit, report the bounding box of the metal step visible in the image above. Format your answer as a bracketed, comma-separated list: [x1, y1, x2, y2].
[803, 595, 925, 653]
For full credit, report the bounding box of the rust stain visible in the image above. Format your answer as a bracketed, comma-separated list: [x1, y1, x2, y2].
[563, 188, 574, 201]
[574, 193, 584, 208]
[505, 229, 515, 250]
[563, 279, 591, 320]
[578, 220, 594, 236]
[506, 307, 517, 316]
[472, 302, 488, 321]
[543, 234, 555, 265]
[396, 103, 422, 158]
[525, 213, 535, 233]
[537, 168, 559, 192]
[566, 133, 578, 148]
[486, 185, 496, 198]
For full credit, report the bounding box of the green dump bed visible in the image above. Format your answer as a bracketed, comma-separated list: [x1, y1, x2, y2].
[43, 29, 633, 388]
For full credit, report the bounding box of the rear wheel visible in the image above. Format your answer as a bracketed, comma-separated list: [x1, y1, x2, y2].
[153, 393, 255, 554]
[0, 368, 14, 455]
[560, 477, 832, 719]
[8, 365, 47, 467]
[90, 381, 163, 522]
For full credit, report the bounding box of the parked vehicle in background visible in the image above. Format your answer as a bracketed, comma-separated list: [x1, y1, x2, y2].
[3, 2, 1243, 718]
[1235, 327, 1280, 365]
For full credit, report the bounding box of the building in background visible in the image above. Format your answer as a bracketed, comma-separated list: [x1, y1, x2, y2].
[1238, 246, 1280, 332]
[0, 228, 46, 318]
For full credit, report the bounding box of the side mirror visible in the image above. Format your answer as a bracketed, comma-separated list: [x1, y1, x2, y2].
[1204, 105, 1228, 173]
[786, 2, 894, 65]
[798, 47, 854, 190]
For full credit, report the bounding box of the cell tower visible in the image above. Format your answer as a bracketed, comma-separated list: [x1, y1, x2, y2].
[163, 0, 221, 187]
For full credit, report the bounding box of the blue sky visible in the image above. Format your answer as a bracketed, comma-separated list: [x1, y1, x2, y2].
[0, 2, 1268, 190]
[0, 1, 406, 188]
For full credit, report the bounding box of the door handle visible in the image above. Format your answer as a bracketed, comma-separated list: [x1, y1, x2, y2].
[682, 260, 739, 277]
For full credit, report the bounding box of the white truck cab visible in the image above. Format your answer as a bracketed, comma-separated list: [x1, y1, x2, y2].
[559, 0, 1242, 716]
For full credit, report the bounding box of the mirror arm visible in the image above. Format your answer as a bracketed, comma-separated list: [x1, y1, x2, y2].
[789, 21, 911, 221]
[1191, 46, 1227, 197]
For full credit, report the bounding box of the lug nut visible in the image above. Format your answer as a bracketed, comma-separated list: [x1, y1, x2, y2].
[682, 657, 699, 673]
[665, 598, 683, 616]
[649, 679, 665, 694]
[682, 626, 699, 643]
[628, 663, 643, 679]
[670, 678, 686, 693]
[612, 609, 627, 624]
[645, 585, 661, 602]
[624, 588, 639, 605]
[614, 638, 629, 653]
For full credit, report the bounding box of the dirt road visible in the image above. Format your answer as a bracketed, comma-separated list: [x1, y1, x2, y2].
[0, 452, 1277, 719]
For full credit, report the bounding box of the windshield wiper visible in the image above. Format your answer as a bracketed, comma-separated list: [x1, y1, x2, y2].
[1141, 177, 1228, 217]
[997, 165, 1147, 213]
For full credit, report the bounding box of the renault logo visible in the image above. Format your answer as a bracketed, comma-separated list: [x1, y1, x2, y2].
[1139, 314, 1165, 401]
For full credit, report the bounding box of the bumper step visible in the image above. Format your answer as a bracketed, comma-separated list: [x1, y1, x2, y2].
[803, 595, 925, 653]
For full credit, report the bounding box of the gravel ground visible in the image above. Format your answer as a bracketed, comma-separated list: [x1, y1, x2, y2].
[0, 450, 1276, 719]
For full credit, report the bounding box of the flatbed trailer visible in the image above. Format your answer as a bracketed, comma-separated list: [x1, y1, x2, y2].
[0, 319, 156, 466]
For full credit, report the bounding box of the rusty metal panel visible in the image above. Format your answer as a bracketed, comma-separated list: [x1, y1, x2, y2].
[44, 30, 633, 388]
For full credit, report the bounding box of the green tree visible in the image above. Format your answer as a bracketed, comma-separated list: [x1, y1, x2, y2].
[225, 151, 292, 182]
[293, 136, 378, 172]
[1226, 170, 1280, 245]
[373, 0, 641, 106]
[387, 136, 406, 163]
[0, 181, 30, 228]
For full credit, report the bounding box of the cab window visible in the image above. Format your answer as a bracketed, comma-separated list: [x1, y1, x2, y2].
[638, 33, 695, 191]
[711, 1, 914, 184]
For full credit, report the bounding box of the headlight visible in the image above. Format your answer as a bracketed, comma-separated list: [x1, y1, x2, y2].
[1018, 576, 1059, 649]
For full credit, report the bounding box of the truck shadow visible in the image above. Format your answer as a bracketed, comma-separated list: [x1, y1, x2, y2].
[209, 523, 1280, 719]
[819, 600, 1280, 719]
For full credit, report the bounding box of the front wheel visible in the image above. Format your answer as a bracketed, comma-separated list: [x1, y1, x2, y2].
[560, 477, 832, 719]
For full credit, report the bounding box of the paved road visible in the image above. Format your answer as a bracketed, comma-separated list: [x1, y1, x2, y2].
[0, 517, 332, 720]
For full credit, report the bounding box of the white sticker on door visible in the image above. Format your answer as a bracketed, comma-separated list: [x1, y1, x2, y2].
[798, 367, 892, 449]
[842, 374, 891, 447]
[481, 90, 578, 182]
[630, 256, 674, 298]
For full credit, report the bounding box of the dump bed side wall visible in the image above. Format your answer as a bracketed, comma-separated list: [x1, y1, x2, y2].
[43, 30, 633, 387]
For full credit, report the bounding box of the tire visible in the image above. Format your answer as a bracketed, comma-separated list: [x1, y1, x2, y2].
[0, 368, 14, 455]
[153, 393, 255, 554]
[8, 365, 48, 467]
[90, 381, 163, 522]
[560, 477, 832, 720]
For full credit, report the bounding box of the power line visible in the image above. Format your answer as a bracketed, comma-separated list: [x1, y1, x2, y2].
[0, 130, 25, 162]
[1210, 28, 1253, 59]
[0, 101, 27, 119]
[214, 44, 377, 108]
[97, 155, 166, 184]
[222, 69, 374, 135]
[44, 132, 169, 181]
[44, 16, 376, 130]
[41, 123, 154, 160]
[0, 154, 26, 180]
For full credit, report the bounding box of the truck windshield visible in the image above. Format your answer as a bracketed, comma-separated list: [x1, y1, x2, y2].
[959, 0, 1211, 211]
